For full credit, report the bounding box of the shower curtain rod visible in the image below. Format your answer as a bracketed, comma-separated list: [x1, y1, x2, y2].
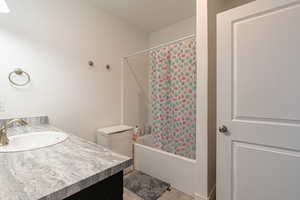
[123, 34, 196, 59]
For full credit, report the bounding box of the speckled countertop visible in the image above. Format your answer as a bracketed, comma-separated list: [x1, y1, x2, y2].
[0, 117, 132, 200]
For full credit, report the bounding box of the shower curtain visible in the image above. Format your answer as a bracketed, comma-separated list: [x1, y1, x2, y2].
[149, 39, 197, 159]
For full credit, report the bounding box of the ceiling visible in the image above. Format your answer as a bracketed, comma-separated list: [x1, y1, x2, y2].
[92, 0, 196, 33]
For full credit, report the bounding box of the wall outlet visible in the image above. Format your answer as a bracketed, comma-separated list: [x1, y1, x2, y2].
[0, 100, 6, 112]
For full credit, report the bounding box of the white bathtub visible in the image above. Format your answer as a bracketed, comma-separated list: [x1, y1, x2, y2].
[134, 135, 197, 195]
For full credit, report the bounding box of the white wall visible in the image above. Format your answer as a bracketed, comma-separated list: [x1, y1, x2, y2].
[123, 55, 149, 129]
[0, 0, 148, 142]
[149, 16, 196, 47]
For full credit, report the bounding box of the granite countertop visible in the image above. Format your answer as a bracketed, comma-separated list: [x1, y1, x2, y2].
[0, 117, 132, 200]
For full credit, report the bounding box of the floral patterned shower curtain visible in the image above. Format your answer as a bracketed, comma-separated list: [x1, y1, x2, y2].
[149, 39, 197, 159]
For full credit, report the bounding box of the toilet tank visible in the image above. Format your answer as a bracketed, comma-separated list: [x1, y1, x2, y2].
[97, 125, 133, 158]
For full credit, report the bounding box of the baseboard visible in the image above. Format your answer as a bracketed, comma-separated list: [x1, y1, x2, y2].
[194, 185, 216, 200]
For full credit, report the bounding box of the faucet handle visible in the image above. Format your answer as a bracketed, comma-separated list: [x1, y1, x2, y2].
[19, 119, 28, 126]
[0, 119, 28, 146]
[0, 127, 9, 146]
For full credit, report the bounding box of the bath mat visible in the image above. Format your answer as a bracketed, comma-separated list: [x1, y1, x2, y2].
[124, 171, 171, 200]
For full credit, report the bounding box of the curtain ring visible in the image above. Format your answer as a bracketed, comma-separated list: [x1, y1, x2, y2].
[8, 69, 31, 86]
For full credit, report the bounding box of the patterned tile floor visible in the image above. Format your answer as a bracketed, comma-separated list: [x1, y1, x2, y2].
[124, 188, 194, 200]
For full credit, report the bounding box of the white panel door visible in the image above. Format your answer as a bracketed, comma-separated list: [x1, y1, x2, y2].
[217, 1, 300, 200]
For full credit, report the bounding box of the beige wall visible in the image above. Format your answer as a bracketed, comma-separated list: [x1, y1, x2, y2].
[220, 0, 255, 11]
[197, 0, 256, 198]
[0, 0, 148, 142]
[149, 16, 196, 47]
[207, 0, 255, 194]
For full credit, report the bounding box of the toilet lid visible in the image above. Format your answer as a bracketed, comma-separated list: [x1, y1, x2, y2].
[97, 125, 133, 135]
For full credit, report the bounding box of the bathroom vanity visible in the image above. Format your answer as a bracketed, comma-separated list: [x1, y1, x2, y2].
[0, 117, 131, 200]
[64, 171, 123, 199]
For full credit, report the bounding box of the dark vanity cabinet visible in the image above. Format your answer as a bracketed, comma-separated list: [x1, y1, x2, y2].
[64, 171, 123, 200]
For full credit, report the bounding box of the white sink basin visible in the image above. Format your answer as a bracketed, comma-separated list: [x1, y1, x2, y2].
[0, 131, 68, 153]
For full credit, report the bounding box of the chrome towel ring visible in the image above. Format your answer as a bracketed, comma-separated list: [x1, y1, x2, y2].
[8, 68, 31, 86]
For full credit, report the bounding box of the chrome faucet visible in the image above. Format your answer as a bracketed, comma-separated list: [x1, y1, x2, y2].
[0, 119, 28, 146]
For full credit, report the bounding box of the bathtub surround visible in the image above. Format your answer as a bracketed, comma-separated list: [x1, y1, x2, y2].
[134, 141, 197, 195]
[122, 25, 198, 195]
[0, 116, 132, 200]
[123, 37, 197, 160]
[0, 0, 148, 142]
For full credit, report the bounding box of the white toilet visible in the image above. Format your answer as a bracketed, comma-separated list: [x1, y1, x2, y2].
[97, 125, 134, 159]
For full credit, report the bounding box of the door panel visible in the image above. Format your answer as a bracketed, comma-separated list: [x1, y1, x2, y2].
[217, 1, 300, 200]
[234, 3, 300, 122]
[232, 142, 300, 200]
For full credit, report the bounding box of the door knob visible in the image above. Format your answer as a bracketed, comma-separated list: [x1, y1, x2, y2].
[218, 125, 228, 133]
